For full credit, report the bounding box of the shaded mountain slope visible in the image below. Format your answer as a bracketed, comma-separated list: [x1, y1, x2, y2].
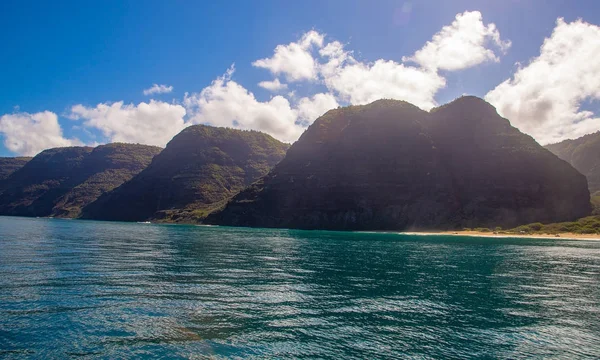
[546, 131, 600, 193]
[81, 125, 289, 223]
[425, 97, 590, 227]
[207, 97, 590, 230]
[0, 143, 161, 217]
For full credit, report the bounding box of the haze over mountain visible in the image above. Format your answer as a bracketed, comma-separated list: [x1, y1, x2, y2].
[207, 97, 591, 230]
[0, 143, 161, 218]
[81, 125, 289, 223]
[546, 132, 600, 194]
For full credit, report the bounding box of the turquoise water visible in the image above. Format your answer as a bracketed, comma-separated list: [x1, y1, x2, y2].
[0, 217, 599, 359]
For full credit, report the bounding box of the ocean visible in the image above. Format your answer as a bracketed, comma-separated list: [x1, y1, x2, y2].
[0, 216, 599, 359]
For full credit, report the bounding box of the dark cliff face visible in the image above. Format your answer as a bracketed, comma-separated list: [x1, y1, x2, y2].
[546, 132, 600, 194]
[207, 97, 591, 230]
[426, 97, 590, 227]
[0, 144, 161, 217]
[81, 125, 289, 223]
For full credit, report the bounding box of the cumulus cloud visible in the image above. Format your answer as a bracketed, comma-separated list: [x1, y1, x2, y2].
[143, 84, 174, 96]
[251, 11, 507, 111]
[252, 30, 324, 82]
[0, 111, 82, 156]
[403, 11, 510, 71]
[258, 78, 288, 92]
[316, 39, 445, 109]
[322, 56, 446, 110]
[485, 18, 600, 144]
[296, 93, 339, 126]
[184, 66, 302, 143]
[70, 100, 188, 147]
[0, 10, 515, 155]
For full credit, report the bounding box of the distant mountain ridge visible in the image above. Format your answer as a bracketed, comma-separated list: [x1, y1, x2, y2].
[0, 143, 161, 217]
[546, 132, 600, 194]
[0, 157, 31, 182]
[0, 99, 592, 230]
[81, 125, 289, 223]
[207, 97, 590, 230]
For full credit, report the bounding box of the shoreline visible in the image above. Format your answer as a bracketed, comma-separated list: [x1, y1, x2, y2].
[401, 230, 600, 241]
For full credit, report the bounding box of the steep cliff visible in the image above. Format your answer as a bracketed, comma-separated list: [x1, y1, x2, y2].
[546, 131, 600, 193]
[207, 97, 591, 230]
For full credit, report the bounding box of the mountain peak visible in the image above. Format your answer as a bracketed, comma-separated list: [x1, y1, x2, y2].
[430, 95, 498, 115]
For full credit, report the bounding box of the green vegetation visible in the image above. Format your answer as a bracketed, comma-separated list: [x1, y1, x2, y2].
[208, 96, 591, 230]
[82, 125, 289, 223]
[592, 191, 600, 215]
[0, 144, 161, 217]
[546, 131, 600, 193]
[509, 216, 600, 235]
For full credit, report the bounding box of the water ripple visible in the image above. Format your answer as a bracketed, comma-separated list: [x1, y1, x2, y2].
[0, 217, 599, 359]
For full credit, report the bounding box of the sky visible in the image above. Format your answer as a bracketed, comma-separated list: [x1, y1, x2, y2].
[1, 0, 600, 156]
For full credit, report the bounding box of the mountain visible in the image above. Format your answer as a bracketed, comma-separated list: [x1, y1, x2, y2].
[207, 97, 591, 230]
[0, 157, 32, 195]
[81, 125, 289, 223]
[0, 157, 31, 182]
[545, 132, 600, 194]
[0, 143, 161, 217]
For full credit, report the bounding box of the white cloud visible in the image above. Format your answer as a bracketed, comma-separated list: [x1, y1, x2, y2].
[485, 18, 600, 144]
[143, 84, 174, 96]
[0, 111, 82, 156]
[252, 30, 324, 82]
[70, 100, 188, 147]
[184, 66, 302, 143]
[250, 12, 508, 111]
[322, 56, 446, 110]
[0, 11, 515, 156]
[258, 78, 288, 92]
[317, 40, 445, 109]
[403, 11, 510, 71]
[296, 93, 339, 125]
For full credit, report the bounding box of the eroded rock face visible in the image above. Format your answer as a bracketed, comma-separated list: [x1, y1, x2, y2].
[207, 97, 591, 230]
[546, 131, 600, 194]
[81, 125, 289, 223]
[0, 144, 161, 217]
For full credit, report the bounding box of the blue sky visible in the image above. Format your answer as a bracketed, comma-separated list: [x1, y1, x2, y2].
[1, 0, 600, 156]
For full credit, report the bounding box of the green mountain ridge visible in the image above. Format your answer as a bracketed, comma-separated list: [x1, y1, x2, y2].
[545, 131, 600, 194]
[206, 97, 591, 230]
[0, 143, 161, 217]
[81, 125, 289, 223]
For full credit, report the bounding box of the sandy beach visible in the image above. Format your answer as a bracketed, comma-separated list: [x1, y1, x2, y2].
[401, 230, 600, 241]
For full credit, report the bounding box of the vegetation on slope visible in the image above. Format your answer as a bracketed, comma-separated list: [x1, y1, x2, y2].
[0, 144, 161, 217]
[546, 131, 600, 193]
[592, 191, 600, 215]
[507, 216, 600, 235]
[82, 125, 289, 223]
